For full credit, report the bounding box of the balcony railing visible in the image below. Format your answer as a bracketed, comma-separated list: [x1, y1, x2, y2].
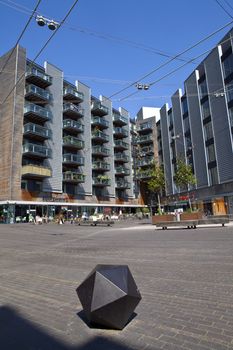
[22, 143, 52, 158]
[92, 177, 111, 186]
[136, 158, 154, 167]
[63, 136, 84, 149]
[137, 122, 153, 131]
[137, 134, 153, 143]
[25, 84, 52, 102]
[113, 113, 128, 125]
[24, 103, 52, 121]
[114, 140, 129, 150]
[136, 171, 152, 179]
[91, 130, 109, 142]
[113, 127, 128, 138]
[91, 116, 109, 128]
[92, 161, 110, 171]
[63, 154, 84, 165]
[63, 87, 84, 103]
[91, 101, 109, 116]
[116, 181, 130, 189]
[63, 172, 85, 183]
[114, 153, 129, 162]
[23, 123, 52, 139]
[63, 103, 84, 117]
[115, 166, 130, 175]
[140, 145, 154, 154]
[63, 119, 84, 132]
[92, 145, 110, 156]
[26, 67, 52, 87]
[21, 164, 52, 178]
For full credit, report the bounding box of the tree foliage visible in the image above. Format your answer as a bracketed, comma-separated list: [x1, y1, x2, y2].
[173, 158, 196, 191]
[146, 162, 165, 194]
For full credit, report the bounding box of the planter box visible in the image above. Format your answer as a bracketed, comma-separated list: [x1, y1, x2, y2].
[152, 214, 175, 224]
[180, 212, 203, 221]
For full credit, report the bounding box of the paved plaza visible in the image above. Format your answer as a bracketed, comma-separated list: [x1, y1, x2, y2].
[0, 221, 233, 349]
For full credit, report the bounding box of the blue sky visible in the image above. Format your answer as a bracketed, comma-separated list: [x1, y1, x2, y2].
[1, 0, 233, 117]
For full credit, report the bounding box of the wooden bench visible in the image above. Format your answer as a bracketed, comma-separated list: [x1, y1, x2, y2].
[76, 220, 114, 227]
[156, 220, 198, 230]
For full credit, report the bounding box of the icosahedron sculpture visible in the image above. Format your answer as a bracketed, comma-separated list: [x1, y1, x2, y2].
[76, 264, 142, 330]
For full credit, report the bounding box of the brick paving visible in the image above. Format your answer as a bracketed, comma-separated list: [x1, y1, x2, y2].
[0, 221, 233, 349]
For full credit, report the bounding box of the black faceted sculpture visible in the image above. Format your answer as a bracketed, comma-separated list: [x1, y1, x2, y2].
[76, 264, 142, 330]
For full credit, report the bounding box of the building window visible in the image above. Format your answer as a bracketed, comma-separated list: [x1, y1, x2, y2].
[225, 82, 233, 103]
[222, 53, 233, 78]
[183, 116, 190, 134]
[208, 167, 218, 185]
[168, 111, 173, 128]
[181, 97, 188, 115]
[228, 106, 233, 127]
[198, 79, 208, 99]
[201, 99, 211, 119]
[204, 121, 213, 141]
[206, 143, 216, 162]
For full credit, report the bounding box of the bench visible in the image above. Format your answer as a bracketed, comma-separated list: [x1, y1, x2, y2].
[156, 220, 198, 230]
[76, 220, 114, 227]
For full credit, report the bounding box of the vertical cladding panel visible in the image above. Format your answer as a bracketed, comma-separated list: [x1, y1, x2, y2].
[185, 71, 208, 188]
[43, 63, 63, 193]
[77, 82, 92, 196]
[160, 104, 173, 195]
[101, 97, 115, 198]
[171, 90, 185, 157]
[0, 45, 26, 200]
[205, 47, 233, 183]
[119, 107, 134, 198]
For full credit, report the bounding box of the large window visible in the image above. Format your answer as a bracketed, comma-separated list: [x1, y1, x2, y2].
[204, 122, 213, 141]
[181, 97, 188, 115]
[208, 167, 218, 185]
[201, 99, 211, 119]
[228, 106, 233, 127]
[206, 143, 216, 162]
[183, 116, 190, 134]
[226, 83, 233, 103]
[199, 79, 208, 99]
[168, 111, 173, 128]
[222, 53, 233, 78]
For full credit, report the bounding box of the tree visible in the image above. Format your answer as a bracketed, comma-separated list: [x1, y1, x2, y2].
[145, 162, 165, 213]
[173, 158, 196, 209]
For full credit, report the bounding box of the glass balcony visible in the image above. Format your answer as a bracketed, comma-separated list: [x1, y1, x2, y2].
[116, 181, 130, 189]
[22, 143, 52, 158]
[63, 87, 84, 103]
[140, 145, 154, 154]
[92, 161, 110, 171]
[26, 67, 52, 88]
[136, 171, 152, 179]
[63, 103, 84, 118]
[114, 140, 129, 150]
[137, 158, 154, 167]
[91, 116, 109, 129]
[63, 171, 85, 183]
[113, 127, 128, 138]
[92, 145, 110, 157]
[114, 153, 129, 162]
[113, 113, 128, 125]
[63, 119, 84, 133]
[23, 123, 52, 140]
[21, 164, 52, 178]
[137, 134, 153, 143]
[91, 101, 109, 116]
[63, 154, 84, 165]
[137, 122, 153, 132]
[92, 130, 109, 143]
[24, 103, 52, 122]
[25, 84, 52, 103]
[63, 136, 84, 149]
[115, 166, 130, 176]
[92, 177, 111, 186]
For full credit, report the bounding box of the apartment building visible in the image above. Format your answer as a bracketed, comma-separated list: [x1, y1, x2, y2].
[158, 27, 233, 215]
[0, 45, 140, 222]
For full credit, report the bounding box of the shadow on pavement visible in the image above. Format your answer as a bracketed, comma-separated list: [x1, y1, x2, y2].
[0, 306, 135, 350]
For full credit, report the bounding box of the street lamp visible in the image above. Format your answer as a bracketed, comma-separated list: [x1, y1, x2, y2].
[36, 15, 59, 30]
[135, 83, 150, 90]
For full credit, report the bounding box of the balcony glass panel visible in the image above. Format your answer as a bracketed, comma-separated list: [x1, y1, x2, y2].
[63, 103, 84, 116]
[63, 119, 84, 132]
[114, 153, 129, 162]
[91, 101, 109, 115]
[21, 164, 51, 177]
[114, 140, 129, 149]
[26, 67, 52, 84]
[113, 113, 128, 124]
[113, 127, 128, 137]
[63, 172, 85, 182]
[116, 181, 130, 189]
[137, 122, 152, 131]
[24, 103, 52, 120]
[115, 167, 130, 175]
[92, 145, 110, 155]
[63, 87, 84, 101]
[24, 123, 51, 138]
[25, 84, 52, 100]
[92, 177, 111, 186]
[22, 143, 52, 157]
[92, 161, 110, 170]
[91, 117, 109, 128]
[92, 130, 109, 141]
[63, 154, 84, 165]
[63, 136, 84, 148]
[138, 134, 153, 143]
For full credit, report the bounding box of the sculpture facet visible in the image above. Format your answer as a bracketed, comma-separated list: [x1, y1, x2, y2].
[76, 264, 142, 330]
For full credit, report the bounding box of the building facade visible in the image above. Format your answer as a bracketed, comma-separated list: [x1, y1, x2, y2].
[0, 45, 141, 223]
[158, 27, 233, 215]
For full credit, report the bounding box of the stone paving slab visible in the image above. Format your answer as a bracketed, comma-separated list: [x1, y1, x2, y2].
[0, 222, 233, 349]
